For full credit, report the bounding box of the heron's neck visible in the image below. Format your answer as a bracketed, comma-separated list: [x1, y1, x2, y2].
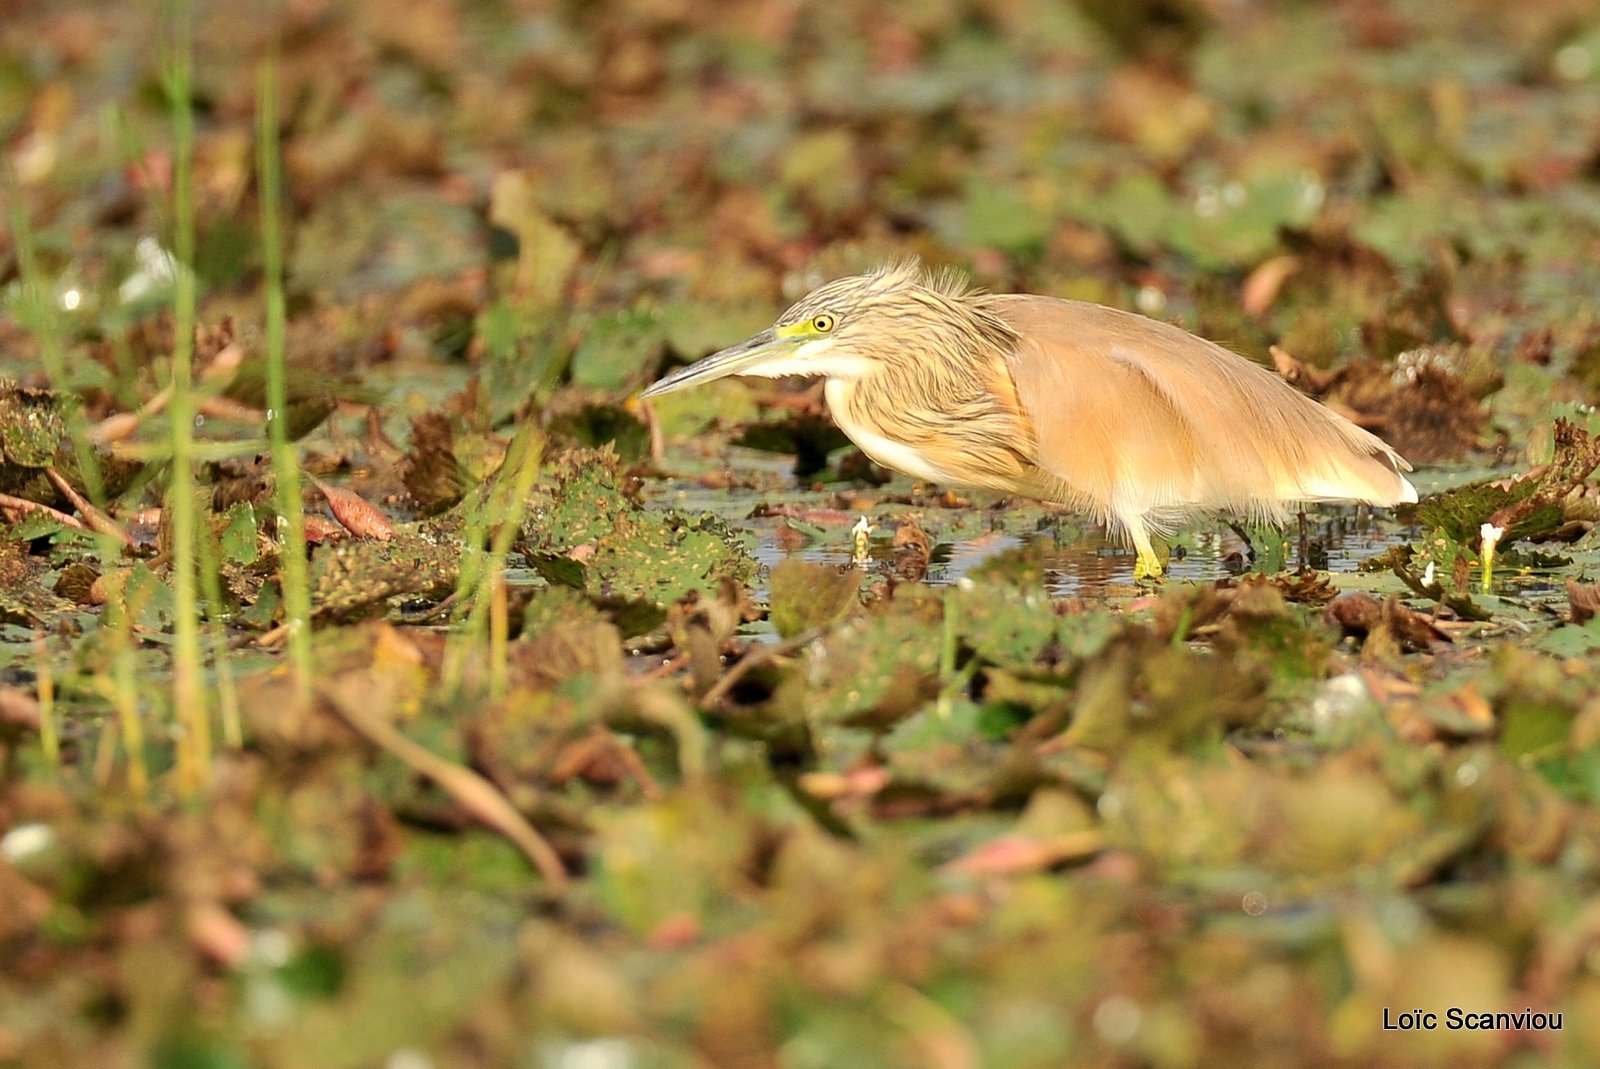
[854, 307, 1018, 405]
[824, 378, 957, 483]
[818, 288, 1033, 488]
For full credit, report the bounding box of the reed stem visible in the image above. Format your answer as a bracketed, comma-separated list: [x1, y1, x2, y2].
[442, 421, 544, 692]
[34, 634, 59, 781]
[163, 0, 210, 793]
[257, 57, 315, 703]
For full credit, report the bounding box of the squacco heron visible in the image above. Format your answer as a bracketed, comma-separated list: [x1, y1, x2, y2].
[642, 263, 1416, 578]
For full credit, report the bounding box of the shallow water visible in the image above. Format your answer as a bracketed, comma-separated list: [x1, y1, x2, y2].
[645, 447, 1419, 596]
[743, 515, 1414, 596]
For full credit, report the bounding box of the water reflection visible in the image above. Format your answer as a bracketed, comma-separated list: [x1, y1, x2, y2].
[746, 509, 1413, 596]
[653, 448, 1416, 597]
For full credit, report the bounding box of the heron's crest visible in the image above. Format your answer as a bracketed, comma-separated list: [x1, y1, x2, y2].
[779, 260, 966, 319]
[866, 259, 981, 301]
[777, 260, 1017, 355]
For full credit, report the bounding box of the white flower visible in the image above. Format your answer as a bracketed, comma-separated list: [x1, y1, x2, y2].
[851, 516, 877, 565]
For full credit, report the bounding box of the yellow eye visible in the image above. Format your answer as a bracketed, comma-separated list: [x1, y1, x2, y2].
[812, 313, 836, 333]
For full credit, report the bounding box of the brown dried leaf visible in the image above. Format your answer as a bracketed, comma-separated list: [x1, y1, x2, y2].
[797, 765, 892, 801]
[312, 478, 394, 541]
[1324, 591, 1449, 652]
[772, 521, 810, 550]
[302, 514, 345, 544]
[1242, 256, 1300, 316]
[1337, 356, 1486, 462]
[942, 830, 1104, 877]
[187, 901, 251, 968]
[891, 520, 932, 581]
[209, 455, 274, 510]
[748, 504, 856, 525]
[320, 678, 569, 892]
[547, 727, 661, 799]
[1270, 344, 1337, 393]
[1441, 682, 1495, 733]
[1567, 579, 1600, 626]
[0, 860, 52, 942]
[1480, 420, 1600, 541]
[53, 562, 100, 604]
[85, 410, 145, 445]
[645, 912, 700, 950]
[1269, 567, 1338, 605]
[196, 395, 264, 424]
[401, 412, 468, 516]
[516, 620, 626, 687]
[0, 686, 41, 736]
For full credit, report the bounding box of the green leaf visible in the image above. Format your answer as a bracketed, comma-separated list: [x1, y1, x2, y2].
[220, 503, 259, 565]
[570, 306, 663, 390]
[768, 557, 860, 638]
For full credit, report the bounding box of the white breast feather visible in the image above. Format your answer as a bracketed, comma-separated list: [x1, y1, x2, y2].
[823, 379, 951, 483]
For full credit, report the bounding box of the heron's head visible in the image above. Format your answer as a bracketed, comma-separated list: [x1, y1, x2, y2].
[640, 262, 1015, 399]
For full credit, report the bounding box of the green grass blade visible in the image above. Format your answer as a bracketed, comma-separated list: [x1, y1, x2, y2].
[256, 57, 315, 701]
[162, 0, 209, 792]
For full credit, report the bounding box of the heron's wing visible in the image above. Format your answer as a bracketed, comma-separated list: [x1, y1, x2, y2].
[988, 295, 1416, 523]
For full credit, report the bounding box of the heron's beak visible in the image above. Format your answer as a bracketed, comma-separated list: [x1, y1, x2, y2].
[640, 328, 800, 399]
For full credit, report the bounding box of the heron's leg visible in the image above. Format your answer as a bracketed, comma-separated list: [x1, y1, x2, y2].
[1126, 515, 1166, 580]
[1224, 520, 1258, 562]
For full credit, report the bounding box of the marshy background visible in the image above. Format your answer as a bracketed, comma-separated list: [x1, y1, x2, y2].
[4, 0, 1600, 1066]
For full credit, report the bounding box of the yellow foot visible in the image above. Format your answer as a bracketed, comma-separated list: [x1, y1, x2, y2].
[1133, 549, 1167, 581]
